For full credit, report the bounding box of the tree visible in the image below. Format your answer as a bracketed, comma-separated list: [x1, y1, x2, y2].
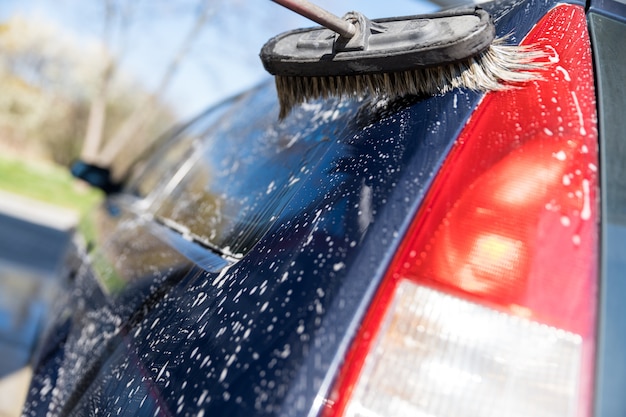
[80, 0, 220, 181]
[0, 16, 93, 163]
[0, 14, 174, 166]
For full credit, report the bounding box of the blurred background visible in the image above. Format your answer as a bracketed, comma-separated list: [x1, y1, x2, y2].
[0, 0, 442, 416]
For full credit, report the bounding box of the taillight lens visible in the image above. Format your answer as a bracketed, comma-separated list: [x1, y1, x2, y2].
[325, 5, 598, 417]
[345, 284, 583, 417]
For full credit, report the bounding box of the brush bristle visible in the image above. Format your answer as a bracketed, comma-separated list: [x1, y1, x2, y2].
[275, 38, 548, 119]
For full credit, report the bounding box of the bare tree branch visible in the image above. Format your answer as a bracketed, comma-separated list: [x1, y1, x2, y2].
[99, 0, 218, 174]
[80, 0, 116, 163]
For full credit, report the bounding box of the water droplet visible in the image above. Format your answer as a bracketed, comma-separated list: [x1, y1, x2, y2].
[562, 175, 571, 186]
[580, 179, 591, 220]
[332, 262, 345, 272]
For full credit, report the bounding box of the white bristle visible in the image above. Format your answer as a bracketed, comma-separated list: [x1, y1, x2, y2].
[275, 38, 548, 119]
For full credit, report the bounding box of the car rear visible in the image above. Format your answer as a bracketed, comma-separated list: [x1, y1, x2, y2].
[21, 0, 626, 416]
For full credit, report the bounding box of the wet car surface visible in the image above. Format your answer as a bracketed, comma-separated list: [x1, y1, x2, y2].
[22, 0, 626, 416]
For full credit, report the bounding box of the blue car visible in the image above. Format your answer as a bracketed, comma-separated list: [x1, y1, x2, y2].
[22, 0, 626, 415]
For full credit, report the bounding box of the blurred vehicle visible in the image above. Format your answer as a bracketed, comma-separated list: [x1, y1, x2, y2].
[21, 0, 626, 416]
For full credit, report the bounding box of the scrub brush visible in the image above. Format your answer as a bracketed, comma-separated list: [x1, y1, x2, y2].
[261, 0, 546, 118]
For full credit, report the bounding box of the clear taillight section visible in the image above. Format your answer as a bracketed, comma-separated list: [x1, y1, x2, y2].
[347, 283, 582, 417]
[324, 5, 598, 417]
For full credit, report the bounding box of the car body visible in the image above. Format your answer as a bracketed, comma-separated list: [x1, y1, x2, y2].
[22, 0, 626, 416]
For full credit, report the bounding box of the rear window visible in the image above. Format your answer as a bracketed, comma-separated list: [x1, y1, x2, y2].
[124, 98, 236, 201]
[151, 84, 356, 258]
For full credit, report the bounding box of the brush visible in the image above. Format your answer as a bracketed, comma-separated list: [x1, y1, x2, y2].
[261, 0, 546, 118]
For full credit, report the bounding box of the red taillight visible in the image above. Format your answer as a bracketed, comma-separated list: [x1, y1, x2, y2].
[325, 5, 598, 417]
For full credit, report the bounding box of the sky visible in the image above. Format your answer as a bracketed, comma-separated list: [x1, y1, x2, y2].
[1, 0, 437, 121]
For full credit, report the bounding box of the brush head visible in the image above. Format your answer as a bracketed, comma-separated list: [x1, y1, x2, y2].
[261, 8, 547, 118]
[261, 9, 496, 77]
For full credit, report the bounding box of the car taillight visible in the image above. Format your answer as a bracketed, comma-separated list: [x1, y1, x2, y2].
[324, 5, 598, 417]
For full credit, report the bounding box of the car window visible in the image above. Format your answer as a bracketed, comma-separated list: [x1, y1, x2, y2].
[152, 83, 361, 258]
[124, 97, 238, 201]
[589, 10, 626, 417]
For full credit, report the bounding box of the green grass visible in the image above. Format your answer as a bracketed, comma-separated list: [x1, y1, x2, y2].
[0, 155, 103, 214]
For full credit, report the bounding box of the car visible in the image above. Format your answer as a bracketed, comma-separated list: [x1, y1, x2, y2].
[21, 0, 626, 415]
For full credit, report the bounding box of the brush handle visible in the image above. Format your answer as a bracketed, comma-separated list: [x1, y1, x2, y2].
[271, 0, 356, 38]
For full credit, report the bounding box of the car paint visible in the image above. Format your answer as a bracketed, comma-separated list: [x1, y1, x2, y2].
[21, 0, 626, 415]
